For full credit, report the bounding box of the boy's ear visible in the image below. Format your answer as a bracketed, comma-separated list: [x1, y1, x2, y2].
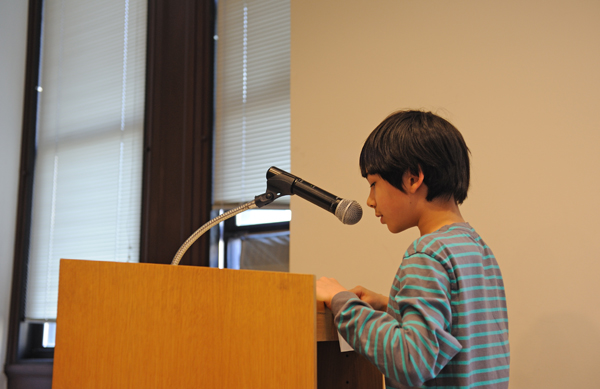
[404, 169, 425, 194]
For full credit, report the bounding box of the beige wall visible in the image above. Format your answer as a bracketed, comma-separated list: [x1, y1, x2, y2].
[290, 1, 600, 387]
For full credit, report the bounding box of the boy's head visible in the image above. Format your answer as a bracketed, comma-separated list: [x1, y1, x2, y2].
[359, 110, 470, 204]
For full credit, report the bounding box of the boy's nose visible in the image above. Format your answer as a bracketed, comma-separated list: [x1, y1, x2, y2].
[366, 195, 376, 209]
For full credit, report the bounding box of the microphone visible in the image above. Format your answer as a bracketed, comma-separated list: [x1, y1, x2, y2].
[265, 167, 363, 225]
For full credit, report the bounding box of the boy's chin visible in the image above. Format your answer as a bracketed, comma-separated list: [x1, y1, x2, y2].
[386, 222, 415, 234]
[387, 224, 406, 234]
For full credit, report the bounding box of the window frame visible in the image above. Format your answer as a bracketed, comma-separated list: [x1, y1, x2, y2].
[219, 213, 290, 269]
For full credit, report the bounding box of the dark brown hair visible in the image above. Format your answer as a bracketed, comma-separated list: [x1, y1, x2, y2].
[359, 110, 471, 204]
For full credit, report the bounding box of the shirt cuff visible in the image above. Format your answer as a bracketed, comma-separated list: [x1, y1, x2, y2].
[330, 290, 360, 317]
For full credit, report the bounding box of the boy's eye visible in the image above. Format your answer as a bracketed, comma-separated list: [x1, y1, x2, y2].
[369, 182, 375, 188]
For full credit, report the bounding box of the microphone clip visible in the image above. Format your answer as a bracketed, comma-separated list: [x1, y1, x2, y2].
[254, 167, 297, 208]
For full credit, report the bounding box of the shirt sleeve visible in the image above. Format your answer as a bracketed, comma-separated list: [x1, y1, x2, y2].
[330, 253, 463, 387]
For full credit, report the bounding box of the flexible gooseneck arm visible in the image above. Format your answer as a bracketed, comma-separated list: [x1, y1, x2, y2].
[171, 191, 281, 266]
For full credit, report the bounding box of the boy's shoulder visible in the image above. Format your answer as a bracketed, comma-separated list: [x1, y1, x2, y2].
[405, 222, 483, 260]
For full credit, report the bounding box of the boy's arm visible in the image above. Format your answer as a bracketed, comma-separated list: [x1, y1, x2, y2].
[329, 254, 462, 388]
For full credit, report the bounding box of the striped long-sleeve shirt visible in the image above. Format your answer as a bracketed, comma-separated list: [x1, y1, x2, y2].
[331, 223, 509, 388]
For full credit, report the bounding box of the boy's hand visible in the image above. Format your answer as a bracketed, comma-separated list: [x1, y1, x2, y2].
[348, 285, 389, 312]
[316, 277, 347, 308]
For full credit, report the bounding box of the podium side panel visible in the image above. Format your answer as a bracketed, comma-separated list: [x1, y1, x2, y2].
[317, 341, 383, 389]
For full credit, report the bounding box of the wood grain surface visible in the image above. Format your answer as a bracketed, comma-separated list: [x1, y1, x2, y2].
[53, 260, 317, 388]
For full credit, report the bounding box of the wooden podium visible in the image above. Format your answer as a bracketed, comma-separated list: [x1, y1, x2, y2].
[52, 259, 382, 388]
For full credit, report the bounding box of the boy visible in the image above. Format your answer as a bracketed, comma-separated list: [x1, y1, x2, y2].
[317, 110, 509, 388]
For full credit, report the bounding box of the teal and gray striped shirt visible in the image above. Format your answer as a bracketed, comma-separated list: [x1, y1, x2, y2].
[331, 223, 509, 388]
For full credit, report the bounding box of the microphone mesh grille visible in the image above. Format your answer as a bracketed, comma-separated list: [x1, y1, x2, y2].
[335, 199, 363, 225]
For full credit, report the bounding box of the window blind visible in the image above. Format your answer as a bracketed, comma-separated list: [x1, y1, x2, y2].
[25, 0, 147, 321]
[213, 0, 291, 208]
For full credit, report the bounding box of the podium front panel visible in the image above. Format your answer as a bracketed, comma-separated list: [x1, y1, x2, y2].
[53, 260, 316, 389]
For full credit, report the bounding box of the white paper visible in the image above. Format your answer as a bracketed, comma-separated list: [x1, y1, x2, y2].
[338, 331, 354, 352]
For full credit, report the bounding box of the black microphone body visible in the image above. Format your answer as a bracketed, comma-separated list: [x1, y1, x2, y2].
[265, 167, 362, 225]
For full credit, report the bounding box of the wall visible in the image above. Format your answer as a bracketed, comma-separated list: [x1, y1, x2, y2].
[290, 1, 600, 388]
[0, 1, 28, 388]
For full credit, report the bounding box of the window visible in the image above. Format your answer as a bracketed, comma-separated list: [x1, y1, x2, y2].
[25, 0, 147, 322]
[215, 209, 291, 270]
[7, 1, 215, 387]
[7, 0, 294, 383]
[212, 0, 291, 270]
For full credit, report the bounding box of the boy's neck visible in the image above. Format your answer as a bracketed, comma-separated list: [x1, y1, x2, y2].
[416, 197, 465, 236]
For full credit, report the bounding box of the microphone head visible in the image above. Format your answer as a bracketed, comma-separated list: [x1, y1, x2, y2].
[335, 199, 363, 225]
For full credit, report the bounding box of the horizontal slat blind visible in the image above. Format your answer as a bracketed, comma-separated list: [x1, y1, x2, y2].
[213, 0, 291, 208]
[25, 0, 147, 321]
